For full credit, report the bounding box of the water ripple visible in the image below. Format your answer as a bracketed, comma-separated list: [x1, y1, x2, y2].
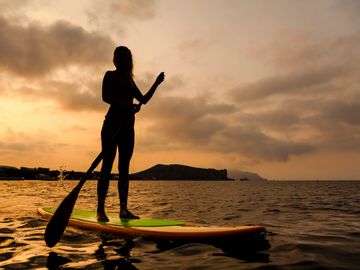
[0, 180, 360, 269]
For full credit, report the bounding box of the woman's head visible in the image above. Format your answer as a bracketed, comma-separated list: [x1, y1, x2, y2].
[113, 46, 133, 77]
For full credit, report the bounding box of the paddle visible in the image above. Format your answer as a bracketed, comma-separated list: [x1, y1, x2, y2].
[44, 105, 142, 247]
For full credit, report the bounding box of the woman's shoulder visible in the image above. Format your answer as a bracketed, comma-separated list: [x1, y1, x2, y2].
[104, 70, 116, 77]
[105, 70, 131, 77]
[104, 70, 133, 85]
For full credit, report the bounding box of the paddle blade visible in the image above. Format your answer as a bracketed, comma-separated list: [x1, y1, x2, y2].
[44, 185, 82, 247]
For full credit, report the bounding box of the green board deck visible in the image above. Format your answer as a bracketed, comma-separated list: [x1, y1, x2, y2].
[42, 207, 186, 227]
[38, 207, 266, 240]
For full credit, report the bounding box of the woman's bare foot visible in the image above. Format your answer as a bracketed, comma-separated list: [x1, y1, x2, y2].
[97, 211, 109, 222]
[120, 209, 140, 220]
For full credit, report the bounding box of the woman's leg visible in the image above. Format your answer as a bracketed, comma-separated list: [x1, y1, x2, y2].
[97, 125, 117, 222]
[117, 123, 139, 219]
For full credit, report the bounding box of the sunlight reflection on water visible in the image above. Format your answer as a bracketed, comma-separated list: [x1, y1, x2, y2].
[0, 180, 360, 269]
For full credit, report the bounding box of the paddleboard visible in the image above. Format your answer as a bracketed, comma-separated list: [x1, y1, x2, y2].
[38, 207, 265, 240]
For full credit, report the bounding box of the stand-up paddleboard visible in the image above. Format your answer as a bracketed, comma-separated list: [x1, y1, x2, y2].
[38, 208, 265, 240]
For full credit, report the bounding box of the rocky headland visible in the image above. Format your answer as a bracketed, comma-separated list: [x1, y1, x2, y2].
[130, 164, 230, 180]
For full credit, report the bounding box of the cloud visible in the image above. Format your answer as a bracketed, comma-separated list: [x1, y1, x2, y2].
[0, 141, 32, 151]
[0, 16, 114, 77]
[330, 1, 360, 27]
[41, 80, 105, 112]
[86, 0, 157, 34]
[224, 30, 360, 161]
[268, 31, 360, 72]
[136, 94, 314, 162]
[146, 95, 236, 122]
[305, 97, 360, 151]
[0, 129, 54, 153]
[322, 99, 360, 126]
[135, 72, 186, 93]
[177, 38, 211, 52]
[175, 38, 214, 65]
[0, 14, 116, 112]
[214, 125, 315, 162]
[0, 0, 30, 11]
[14, 79, 106, 112]
[9, 72, 191, 112]
[134, 29, 360, 164]
[0, 127, 72, 168]
[138, 95, 235, 146]
[230, 66, 346, 102]
[109, 0, 156, 19]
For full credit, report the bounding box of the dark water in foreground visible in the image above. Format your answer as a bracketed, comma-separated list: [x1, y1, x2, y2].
[0, 180, 360, 269]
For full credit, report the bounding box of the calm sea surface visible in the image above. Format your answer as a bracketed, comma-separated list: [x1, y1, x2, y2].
[0, 180, 359, 269]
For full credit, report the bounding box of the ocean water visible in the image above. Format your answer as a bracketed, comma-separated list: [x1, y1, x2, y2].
[0, 180, 359, 269]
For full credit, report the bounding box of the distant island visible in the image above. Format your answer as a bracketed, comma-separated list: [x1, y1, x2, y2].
[130, 164, 230, 181]
[0, 164, 267, 181]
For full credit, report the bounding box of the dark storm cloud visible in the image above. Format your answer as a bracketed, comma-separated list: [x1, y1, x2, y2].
[0, 16, 114, 77]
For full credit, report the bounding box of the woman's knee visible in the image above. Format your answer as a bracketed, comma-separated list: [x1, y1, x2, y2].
[118, 162, 130, 177]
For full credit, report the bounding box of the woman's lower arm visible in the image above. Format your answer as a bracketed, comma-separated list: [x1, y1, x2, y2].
[143, 82, 159, 104]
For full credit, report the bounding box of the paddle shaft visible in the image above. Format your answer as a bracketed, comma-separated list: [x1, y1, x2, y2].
[44, 105, 142, 247]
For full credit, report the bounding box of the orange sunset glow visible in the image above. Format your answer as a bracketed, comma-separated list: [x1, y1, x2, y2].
[1, 0, 360, 180]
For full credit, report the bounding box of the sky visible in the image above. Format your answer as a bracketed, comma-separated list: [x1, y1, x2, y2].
[1, 0, 360, 180]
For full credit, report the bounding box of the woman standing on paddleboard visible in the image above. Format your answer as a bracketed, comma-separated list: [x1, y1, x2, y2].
[97, 46, 164, 222]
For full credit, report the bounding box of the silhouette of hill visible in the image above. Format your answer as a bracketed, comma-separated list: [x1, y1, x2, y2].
[130, 164, 230, 180]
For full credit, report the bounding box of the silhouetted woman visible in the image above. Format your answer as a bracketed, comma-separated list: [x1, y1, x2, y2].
[97, 46, 164, 221]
